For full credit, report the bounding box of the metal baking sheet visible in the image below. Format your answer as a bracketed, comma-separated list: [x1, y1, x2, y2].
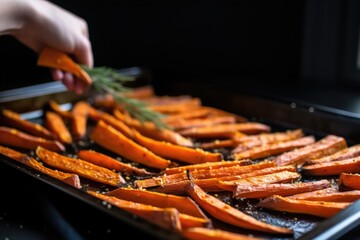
[1, 79, 360, 240]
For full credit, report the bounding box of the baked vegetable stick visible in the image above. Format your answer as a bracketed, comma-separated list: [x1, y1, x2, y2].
[77, 150, 151, 176]
[148, 98, 202, 114]
[71, 101, 91, 139]
[163, 108, 211, 123]
[217, 171, 301, 192]
[233, 136, 315, 160]
[182, 227, 264, 240]
[0, 145, 81, 189]
[134, 161, 275, 188]
[132, 130, 222, 164]
[233, 180, 331, 199]
[232, 129, 304, 153]
[258, 195, 351, 218]
[301, 156, 360, 176]
[199, 139, 238, 149]
[338, 173, 360, 191]
[90, 120, 171, 169]
[168, 116, 237, 131]
[153, 166, 297, 195]
[48, 100, 74, 119]
[178, 122, 271, 139]
[185, 183, 293, 234]
[288, 187, 360, 202]
[45, 111, 72, 144]
[114, 109, 194, 147]
[123, 85, 155, 99]
[306, 144, 360, 165]
[0, 126, 65, 152]
[37, 47, 92, 85]
[163, 159, 251, 175]
[87, 106, 134, 138]
[36, 146, 125, 187]
[274, 135, 347, 166]
[200, 106, 248, 123]
[88, 191, 182, 231]
[106, 187, 209, 219]
[143, 95, 194, 106]
[1, 109, 54, 139]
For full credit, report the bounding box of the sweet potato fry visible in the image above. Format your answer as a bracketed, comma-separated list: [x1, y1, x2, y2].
[36, 146, 125, 187]
[199, 139, 238, 149]
[274, 135, 347, 166]
[153, 166, 297, 195]
[90, 120, 171, 169]
[45, 111, 72, 144]
[288, 187, 360, 202]
[338, 173, 360, 191]
[135, 161, 275, 189]
[71, 101, 91, 139]
[77, 150, 151, 176]
[0, 126, 65, 152]
[0, 145, 81, 189]
[168, 116, 237, 131]
[37, 47, 92, 85]
[306, 144, 360, 165]
[185, 183, 293, 234]
[217, 171, 301, 192]
[114, 109, 194, 147]
[301, 156, 360, 176]
[200, 106, 248, 123]
[163, 108, 211, 123]
[258, 195, 351, 218]
[48, 100, 74, 119]
[233, 180, 331, 199]
[132, 130, 222, 164]
[163, 159, 251, 175]
[178, 122, 271, 139]
[232, 129, 304, 153]
[148, 98, 202, 114]
[88, 191, 182, 231]
[106, 187, 209, 220]
[1, 109, 54, 139]
[233, 136, 315, 160]
[182, 227, 264, 240]
[123, 85, 155, 99]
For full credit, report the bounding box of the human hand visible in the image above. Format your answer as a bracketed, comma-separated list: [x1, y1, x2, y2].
[0, 0, 93, 94]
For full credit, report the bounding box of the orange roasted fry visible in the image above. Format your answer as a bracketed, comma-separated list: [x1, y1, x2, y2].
[163, 159, 251, 175]
[178, 122, 271, 139]
[185, 183, 293, 234]
[77, 150, 152, 176]
[106, 187, 209, 220]
[88, 191, 182, 231]
[163, 108, 212, 123]
[182, 227, 264, 240]
[37, 47, 92, 85]
[148, 98, 202, 114]
[135, 161, 275, 189]
[217, 171, 301, 192]
[113, 109, 194, 147]
[1, 109, 54, 139]
[132, 130, 222, 164]
[306, 144, 360, 165]
[274, 135, 347, 166]
[36, 146, 125, 187]
[0, 126, 65, 152]
[301, 156, 360, 176]
[90, 120, 171, 169]
[258, 195, 351, 218]
[48, 100, 74, 119]
[338, 173, 360, 191]
[233, 136, 315, 160]
[200, 106, 248, 123]
[199, 139, 238, 149]
[45, 111, 72, 144]
[232, 129, 304, 153]
[168, 116, 237, 131]
[233, 180, 331, 199]
[288, 187, 360, 202]
[71, 101, 91, 139]
[0, 145, 81, 188]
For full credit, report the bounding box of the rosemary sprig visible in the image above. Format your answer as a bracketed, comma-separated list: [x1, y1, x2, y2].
[83, 66, 169, 129]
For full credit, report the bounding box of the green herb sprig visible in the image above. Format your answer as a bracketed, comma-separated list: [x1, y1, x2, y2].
[83, 66, 169, 129]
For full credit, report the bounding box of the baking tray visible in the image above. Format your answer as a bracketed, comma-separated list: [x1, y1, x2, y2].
[1, 74, 360, 240]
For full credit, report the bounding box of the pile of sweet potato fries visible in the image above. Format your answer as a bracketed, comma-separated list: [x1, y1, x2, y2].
[1, 86, 360, 240]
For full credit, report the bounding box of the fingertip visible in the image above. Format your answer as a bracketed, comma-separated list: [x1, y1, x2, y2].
[51, 69, 64, 81]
